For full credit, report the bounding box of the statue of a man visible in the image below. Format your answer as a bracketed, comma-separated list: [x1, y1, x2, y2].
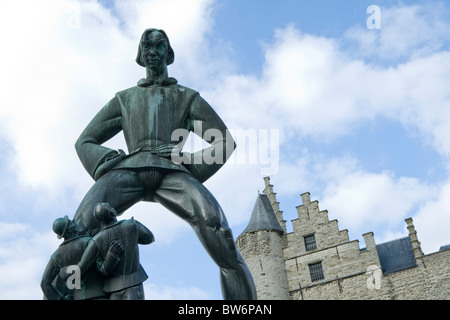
[62, 203, 154, 300]
[72, 28, 256, 300]
[41, 216, 107, 300]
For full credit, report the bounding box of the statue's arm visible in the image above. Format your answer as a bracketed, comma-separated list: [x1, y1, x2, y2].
[135, 219, 155, 245]
[40, 258, 64, 300]
[68, 239, 100, 277]
[185, 94, 236, 182]
[96, 239, 123, 276]
[75, 95, 123, 180]
[60, 240, 100, 281]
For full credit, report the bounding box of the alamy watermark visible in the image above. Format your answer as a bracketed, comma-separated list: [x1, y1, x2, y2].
[367, 5, 381, 30]
[366, 265, 382, 290]
[171, 121, 280, 176]
[65, 265, 81, 290]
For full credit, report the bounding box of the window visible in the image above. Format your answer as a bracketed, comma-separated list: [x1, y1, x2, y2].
[304, 234, 317, 251]
[309, 262, 324, 282]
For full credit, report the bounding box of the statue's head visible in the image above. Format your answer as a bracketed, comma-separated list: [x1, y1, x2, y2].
[136, 28, 175, 71]
[53, 216, 70, 239]
[52, 216, 80, 239]
[93, 202, 118, 224]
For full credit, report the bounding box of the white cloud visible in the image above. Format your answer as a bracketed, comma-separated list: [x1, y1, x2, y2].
[413, 178, 450, 253]
[319, 158, 436, 233]
[344, 3, 450, 61]
[0, 223, 59, 299]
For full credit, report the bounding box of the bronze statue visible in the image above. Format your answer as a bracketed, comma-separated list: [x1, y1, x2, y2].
[71, 28, 257, 300]
[61, 203, 154, 300]
[41, 216, 107, 300]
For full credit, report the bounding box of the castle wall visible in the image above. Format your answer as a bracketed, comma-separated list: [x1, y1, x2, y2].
[239, 178, 449, 300]
[283, 193, 381, 291]
[285, 239, 381, 292]
[290, 248, 450, 300]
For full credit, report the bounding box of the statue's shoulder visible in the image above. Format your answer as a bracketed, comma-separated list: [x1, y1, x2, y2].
[171, 84, 201, 103]
[173, 83, 196, 92]
[115, 85, 140, 98]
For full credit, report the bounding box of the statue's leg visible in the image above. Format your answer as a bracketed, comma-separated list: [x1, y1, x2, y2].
[154, 171, 257, 300]
[73, 169, 145, 236]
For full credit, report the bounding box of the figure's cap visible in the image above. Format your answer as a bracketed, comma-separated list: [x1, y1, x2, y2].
[52, 216, 70, 239]
[136, 28, 175, 67]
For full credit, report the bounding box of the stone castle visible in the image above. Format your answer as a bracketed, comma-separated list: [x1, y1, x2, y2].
[236, 177, 450, 300]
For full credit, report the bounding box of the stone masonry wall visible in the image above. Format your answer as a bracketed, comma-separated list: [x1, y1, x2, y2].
[237, 230, 291, 300]
[241, 179, 450, 300]
[285, 239, 381, 292]
[283, 193, 381, 291]
[290, 248, 450, 300]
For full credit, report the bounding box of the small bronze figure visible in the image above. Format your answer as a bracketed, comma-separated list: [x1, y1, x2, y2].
[61, 203, 154, 300]
[41, 216, 106, 300]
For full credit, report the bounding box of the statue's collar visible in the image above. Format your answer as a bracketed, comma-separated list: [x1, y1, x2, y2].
[137, 77, 178, 87]
[99, 220, 124, 232]
[59, 235, 87, 246]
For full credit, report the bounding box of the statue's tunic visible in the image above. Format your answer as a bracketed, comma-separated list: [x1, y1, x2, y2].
[75, 79, 232, 183]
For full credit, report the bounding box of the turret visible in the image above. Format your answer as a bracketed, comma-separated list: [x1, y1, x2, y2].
[236, 193, 291, 300]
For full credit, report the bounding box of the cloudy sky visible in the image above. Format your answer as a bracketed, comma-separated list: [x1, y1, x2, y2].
[1, 0, 450, 300]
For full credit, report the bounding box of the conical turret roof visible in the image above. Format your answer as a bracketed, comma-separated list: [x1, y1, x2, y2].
[240, 193, 284, 236]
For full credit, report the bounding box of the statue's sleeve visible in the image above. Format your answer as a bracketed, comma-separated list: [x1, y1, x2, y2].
[185, 94, 236, 183]
[76, 238, 101, 275]
[96, 247, 121, 276]
[75, 96, 123, 180]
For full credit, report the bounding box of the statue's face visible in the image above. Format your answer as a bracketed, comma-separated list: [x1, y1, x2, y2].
[66, 220, 81, 237]
[140, 30, 169, 74]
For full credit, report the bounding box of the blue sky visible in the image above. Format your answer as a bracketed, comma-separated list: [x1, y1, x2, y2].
[1, 0, 450, 300]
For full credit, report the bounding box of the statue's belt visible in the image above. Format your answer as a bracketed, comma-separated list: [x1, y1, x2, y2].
[99, 143, 189, 180]
[128, 144, 180, 159]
